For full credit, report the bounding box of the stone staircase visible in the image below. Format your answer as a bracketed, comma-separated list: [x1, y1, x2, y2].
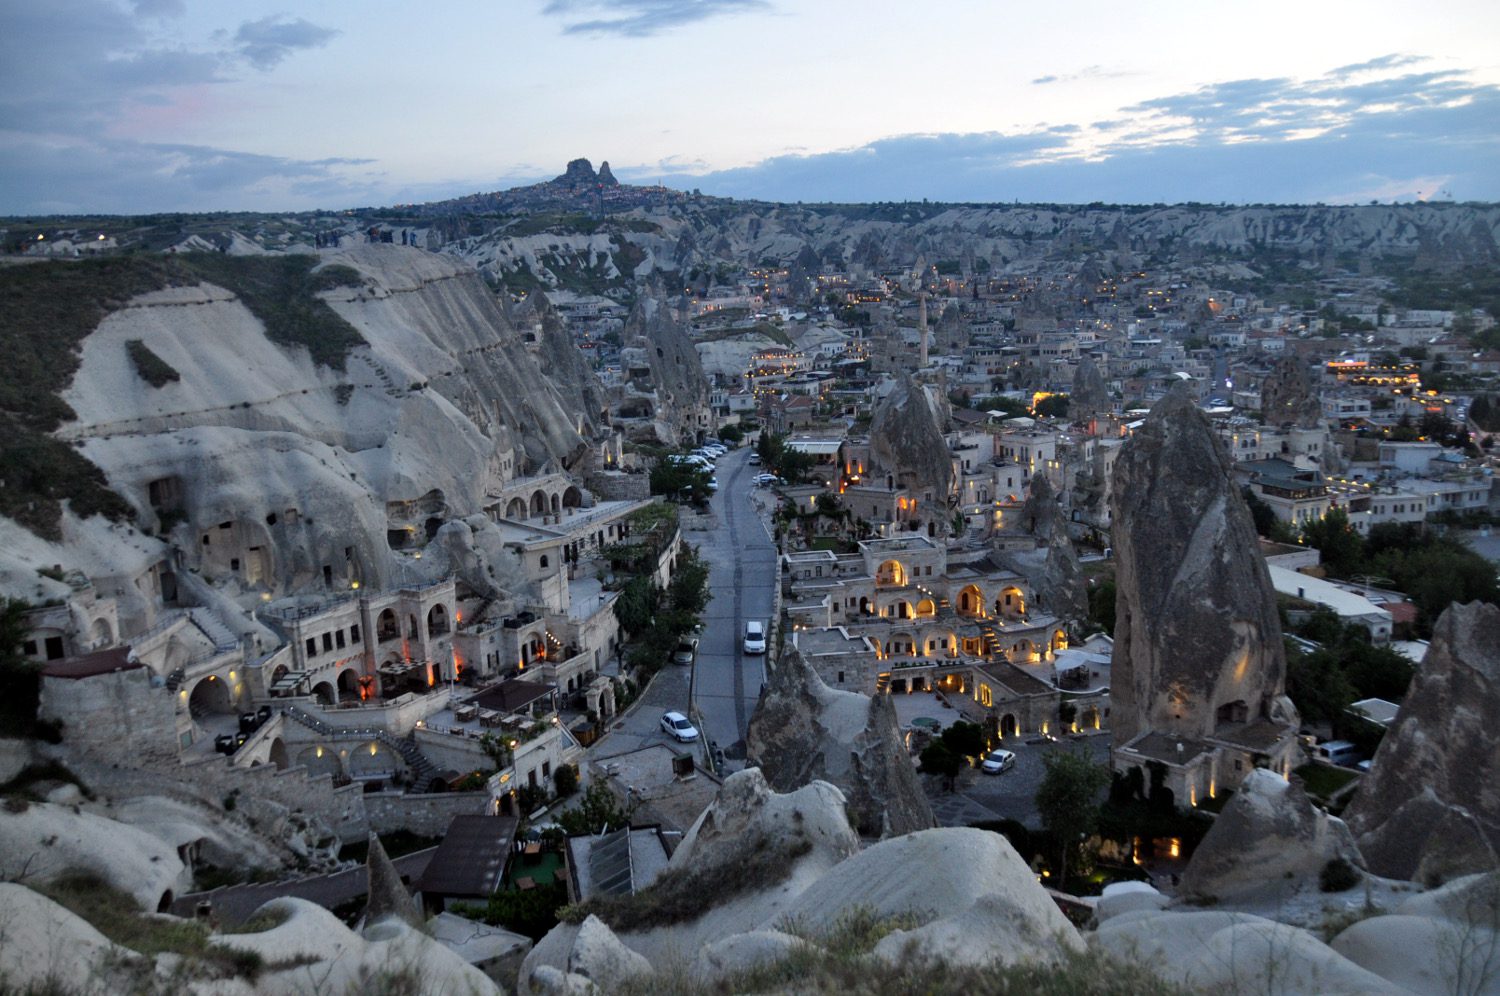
[189, 608, 241, 653]
[282, 706, 440, 790]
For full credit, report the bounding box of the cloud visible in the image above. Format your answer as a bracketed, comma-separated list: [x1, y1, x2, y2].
[233, 16, 339, 70]
[1032, 65, 1138, 86]
[681, 65, 1500, 204]
[541, 0, 769, 37]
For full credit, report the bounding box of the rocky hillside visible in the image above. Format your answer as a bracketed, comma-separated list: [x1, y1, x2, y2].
[0, 244, 609, 618]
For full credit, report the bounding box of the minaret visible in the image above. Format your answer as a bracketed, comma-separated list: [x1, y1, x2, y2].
[918, 291, 929, 368]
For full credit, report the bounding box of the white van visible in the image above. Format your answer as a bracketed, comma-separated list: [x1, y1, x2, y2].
[743, 620, 766, 655]
[1315, 740, 1362, 767]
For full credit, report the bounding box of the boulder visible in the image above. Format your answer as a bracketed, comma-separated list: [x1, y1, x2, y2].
[1178, 769, 1362, 902]
[671, 766, 860, 873]
[1330, 913, 1499, 994]
[1109, 386, 1298, 745]
[213, 897, 501, 996]
[1096, 910, 1404, 994]
[690, 929, 813, 981]
[776, 827, 1083, 968]
[0, 800, 188, 911]
[567, 915, 653, 990]
[1343, 601, 1500, 883]
[0, 883, 127, 994]
[1093, 881, 1169, 924]
[745, 649, 935, 838]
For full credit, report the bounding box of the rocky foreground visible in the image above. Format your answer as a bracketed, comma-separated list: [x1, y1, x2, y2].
[6, 758, 1498, 995]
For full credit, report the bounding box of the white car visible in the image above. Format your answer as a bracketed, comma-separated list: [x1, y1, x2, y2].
[752, 473, 781, 487]
[660, 711, 699, 743]
[707, 476, 719, 491]
[980, 748, 1016, 774]
[702, 444, 727, 456]
[743, 620, 766, 655]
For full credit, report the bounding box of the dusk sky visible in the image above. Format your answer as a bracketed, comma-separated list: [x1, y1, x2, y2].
[2, 0, 1498, 214]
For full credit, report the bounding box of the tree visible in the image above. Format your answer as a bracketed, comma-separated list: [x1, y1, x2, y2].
[1300, 508, 1364, 577]
[0, 597, 44, 739]
[554, 764, 579, 797]
[557, 782, 632, 835]
[918, 740, 962, 791]
[939, 721, 986, 760]
[1035, 750, 1109, 886]
[717, 424, 744, 444]
[1034, 394, 1070, 420]
[1088, 580, 1116, 632]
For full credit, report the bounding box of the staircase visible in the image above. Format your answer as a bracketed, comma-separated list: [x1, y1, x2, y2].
[282, 706, 441, 790]
[875, 673, 890, 694]
[978, 622, 1002, 657]
[189, 608, 240, 653]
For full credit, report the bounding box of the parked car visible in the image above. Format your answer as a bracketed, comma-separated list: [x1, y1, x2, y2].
[752, 473, 781, 487]
[980, 748, 1016, 774]
[743, 620, 766, 655]
[661, 710, 699, 743]
[707, 476, 718, 491]
[672, 637, 699, 666]
[748, 453, 761, 465]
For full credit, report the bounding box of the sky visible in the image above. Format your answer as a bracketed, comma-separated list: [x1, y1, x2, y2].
[2, 0, 1498, 214]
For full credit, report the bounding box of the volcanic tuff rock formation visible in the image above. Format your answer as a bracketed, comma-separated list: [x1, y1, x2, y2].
[746, 649, 936, 837]
[619, 290, 711, 445]
[1109, 387, 1299, 744]
[1259, 355, 1324, 429]
[1178, 769, 1363, 902]
[1069, 353, 1111, 418]
[868, 374, 953, 509]
[1005, 474, 1088, 626]
[8, 245, 607, 613]
[1343, 601, 1500, 883]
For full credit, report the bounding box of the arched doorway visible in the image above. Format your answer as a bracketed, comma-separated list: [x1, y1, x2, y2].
[916, 598, 936, 618]
[1051, 630, 1068, 653]
[376, 609, 399, 642]
[268, 738, 289, 770]
[506, 497, 526, 519]
[348, 741, 400, 780]
[998, 586, 1025, 619]
[1000, 714, 1019, 738]
[90, 617, 113, 647]
[427, 604, 449, 636]
[562, 486, 583, 509]
[312, 681, 336, 705]
[1082, 705, 1101, 730]
[296, 745, 343, 778]
[529, 491, 546, 517]
[188, 675, 233, 717]
[875, 560, 907, 586]
[957, 584, 984, 618]
[337, 668, 362, 701]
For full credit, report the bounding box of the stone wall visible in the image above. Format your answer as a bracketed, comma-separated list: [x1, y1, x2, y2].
[39, 668, 181, 765]
[586, 471, 651, 502]
[365, 791, 491, 837]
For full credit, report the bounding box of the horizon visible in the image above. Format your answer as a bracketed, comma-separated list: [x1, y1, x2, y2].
[3, 1, 1499, 214]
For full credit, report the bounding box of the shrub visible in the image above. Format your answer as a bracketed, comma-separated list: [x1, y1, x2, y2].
[125, 339, 180, 387]
[554, 764, 579, 797]
[1320, 857, 1361, 893]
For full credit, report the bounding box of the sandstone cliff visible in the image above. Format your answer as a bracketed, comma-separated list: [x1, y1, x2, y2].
[1343, 600, 1500, 883]
[1109, 388, 1298, 744]
[35, 245, 605, 608]
[1069, 353, 1111, 418]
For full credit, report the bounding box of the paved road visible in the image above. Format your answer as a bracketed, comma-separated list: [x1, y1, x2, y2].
[692, 447, 776, 763]
[588, 446, 775, 768]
